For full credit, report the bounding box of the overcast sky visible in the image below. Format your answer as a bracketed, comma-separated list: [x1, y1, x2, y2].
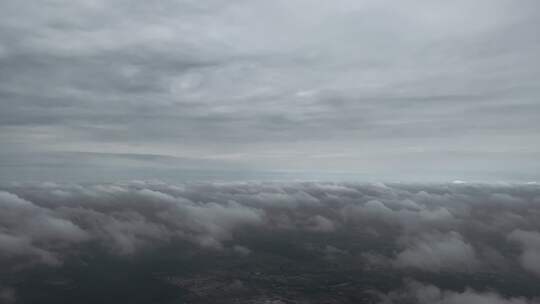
[1, 0, 539, 182]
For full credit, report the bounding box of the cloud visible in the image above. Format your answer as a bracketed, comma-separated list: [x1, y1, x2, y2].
[0, 181, 538, 276]
[0, 190, 88, 264]
[340, 195, 456, 233]
[305, 215, 336, 232]
[393, 231, 479, 272]
[0, 181, 539, 301]
[0, 286, 15, 304]
[233, 245, 252, 256]
[1, 1, 540, 181]
[0, 232, 60, 266]
[508, 229, 540, 277]
[380, 281, 536, 304]
[0, 185, 263, 259]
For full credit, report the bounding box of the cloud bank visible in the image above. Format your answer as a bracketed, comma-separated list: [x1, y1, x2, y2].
[380, 280, 537, 304]
[1, 181, 540, 302]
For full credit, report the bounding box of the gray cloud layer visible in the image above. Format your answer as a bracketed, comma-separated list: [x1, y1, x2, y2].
[1, 181, 539, 273]
[1, 0, 539, 181]
[1, 181, 540, 302]
[380, 280, 536, 304]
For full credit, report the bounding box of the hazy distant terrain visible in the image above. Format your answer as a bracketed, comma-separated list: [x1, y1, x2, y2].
[1, 181, 539, 303]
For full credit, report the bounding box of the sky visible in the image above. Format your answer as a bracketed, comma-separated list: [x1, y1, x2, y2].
[1, 0, 539, 182]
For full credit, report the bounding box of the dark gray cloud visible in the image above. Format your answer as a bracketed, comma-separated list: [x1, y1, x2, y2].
[0, 286, 16, 304]
[1, 181, 540, 302]
[1, 181, 539, 270]
[508, 229, 540, 277]
[1, 0, 539, 181]
[393, 231, 479, 272]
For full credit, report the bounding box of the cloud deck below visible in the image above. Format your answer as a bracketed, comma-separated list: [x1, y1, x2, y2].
[1, 181, 539, 303]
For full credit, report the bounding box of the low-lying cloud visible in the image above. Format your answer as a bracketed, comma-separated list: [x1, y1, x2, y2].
[1, 181, 539, 302]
